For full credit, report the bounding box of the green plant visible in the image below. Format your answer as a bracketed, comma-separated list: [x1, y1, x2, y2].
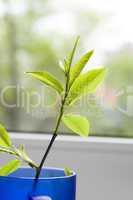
[0, 37, 106, 177]
[0, 124, 38, 175]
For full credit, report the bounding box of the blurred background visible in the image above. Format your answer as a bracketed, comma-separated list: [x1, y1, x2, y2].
[0, 0, 133, 137]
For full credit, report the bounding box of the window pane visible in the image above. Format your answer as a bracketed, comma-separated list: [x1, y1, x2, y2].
[0, 0, 133, 137]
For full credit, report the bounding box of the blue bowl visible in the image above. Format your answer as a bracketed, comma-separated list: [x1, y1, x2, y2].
[0, 168, 76, 200]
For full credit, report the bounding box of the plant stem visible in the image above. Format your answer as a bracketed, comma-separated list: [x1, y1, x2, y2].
[12, 146, 38, 170]
[35, 68, 70, 180]
[35, 134, 56, 179]
[35, 95, 66, 179]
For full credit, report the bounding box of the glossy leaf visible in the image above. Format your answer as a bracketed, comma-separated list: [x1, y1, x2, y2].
[0, 124, 11, 147]
[64, 36, 80, 73]
[64, 167, 73, 176]
[26, 71, 63, 94]
[62, 114, 90, 137]
[66, 67, 106, 105]
[69, 50, 94, 87]
[0, 160, 21, 176]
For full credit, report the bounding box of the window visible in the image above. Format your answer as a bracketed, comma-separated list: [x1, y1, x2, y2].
[0, 0, 133, 137]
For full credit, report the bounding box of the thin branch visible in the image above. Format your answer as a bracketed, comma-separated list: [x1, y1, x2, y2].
[34, 37, 79, 180]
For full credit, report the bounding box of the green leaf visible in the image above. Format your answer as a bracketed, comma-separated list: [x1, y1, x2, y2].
[0, 124, 11, 147]
[62, 114, 90, 137]
[64, 36, 80, 73]
[69, 50, 94, 87]
[59, 60, 65, 73]
[26, 71, 64, 94]
[0, 159, 21, 176]
[64, 167, 73, 176]
[66, 67, 106, 105]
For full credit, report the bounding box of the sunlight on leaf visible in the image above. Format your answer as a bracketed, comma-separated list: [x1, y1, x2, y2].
[0, 159, 21, 176]
[62, 114, 90, 137]
[69, 50, 94, 87]
[26, 71, 64, 94]
[66, 67, 106, 105]
[0, 124, 12, 147]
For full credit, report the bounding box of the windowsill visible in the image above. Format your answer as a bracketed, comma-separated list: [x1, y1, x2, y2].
[10, 132, 133, 153]
[8, 132, 133, 200]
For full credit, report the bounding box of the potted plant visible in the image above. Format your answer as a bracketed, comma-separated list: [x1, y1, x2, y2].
[0, 37, 106, 200]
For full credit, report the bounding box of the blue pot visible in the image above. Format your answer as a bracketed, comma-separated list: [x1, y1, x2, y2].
[0, 168, 76, 200]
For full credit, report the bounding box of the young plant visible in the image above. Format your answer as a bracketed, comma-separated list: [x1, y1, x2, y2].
[0, 37, 106, 178]
[0, 124, 38, 176]
[27, 36, 106, 179]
